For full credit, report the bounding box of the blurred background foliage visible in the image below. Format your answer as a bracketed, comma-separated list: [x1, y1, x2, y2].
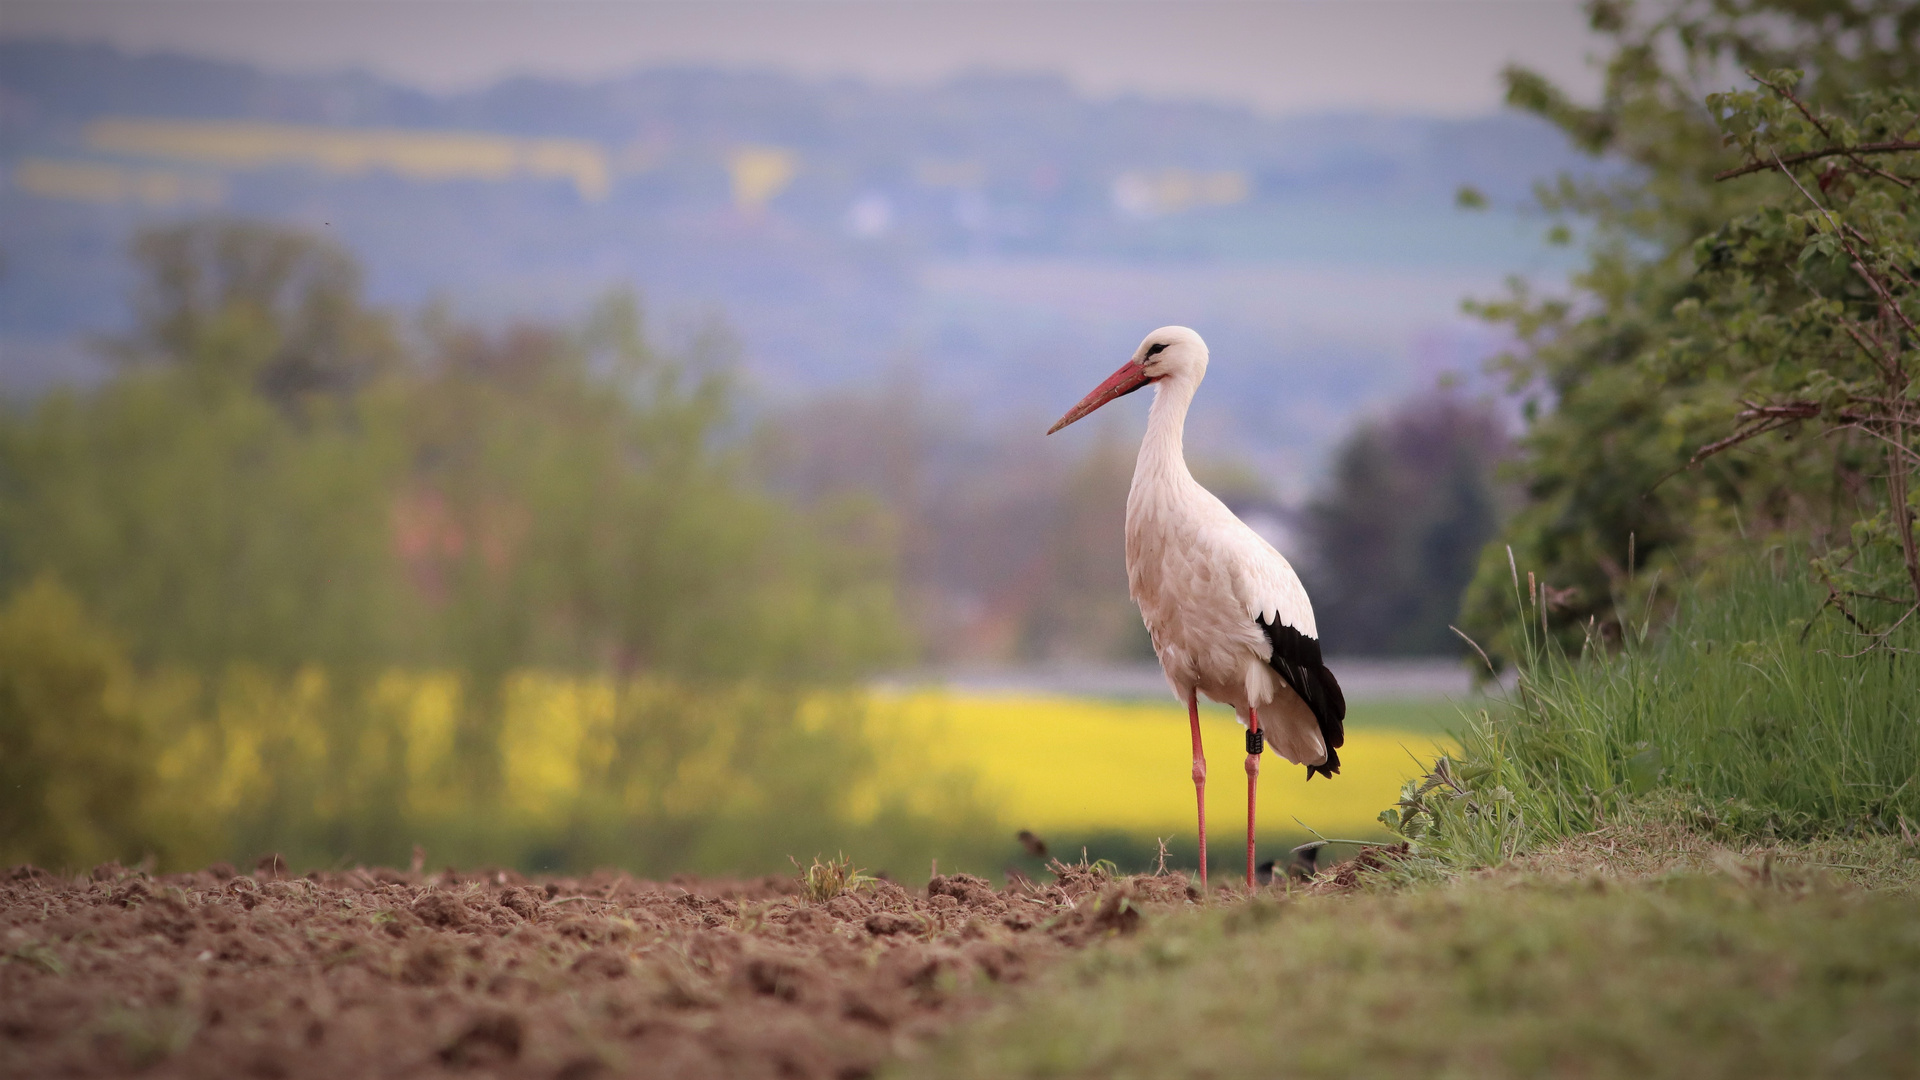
[0, 218, 988, 874]
[1305, 396, 1511, 656]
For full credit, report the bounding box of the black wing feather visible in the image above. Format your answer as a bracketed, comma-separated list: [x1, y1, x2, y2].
[1256, 616, 1346, 780]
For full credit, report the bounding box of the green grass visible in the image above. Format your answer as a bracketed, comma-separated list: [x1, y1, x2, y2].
[898, 829, 1920, 1080]
[1402, 550, 1920, 865]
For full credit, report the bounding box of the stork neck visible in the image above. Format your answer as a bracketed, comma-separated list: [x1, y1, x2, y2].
[1139, 374, 1198, 481]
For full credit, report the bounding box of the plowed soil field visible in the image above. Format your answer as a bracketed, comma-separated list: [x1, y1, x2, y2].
[0, 860, 1197, 1079]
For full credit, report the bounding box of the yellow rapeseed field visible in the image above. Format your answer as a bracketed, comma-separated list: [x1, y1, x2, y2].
[473, 679, 1459, 841]
[151, 670, 1457, 863]
[859, 691, 1458, 840]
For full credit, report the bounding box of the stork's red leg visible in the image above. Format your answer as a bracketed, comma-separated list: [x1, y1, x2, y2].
[1188, 689, 1207, 895]
[1246, 709, 1262, 889]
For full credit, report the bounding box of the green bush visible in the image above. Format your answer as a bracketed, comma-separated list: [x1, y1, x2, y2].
[1460, 1, 1920, 657]
[0, 578, 185, 869]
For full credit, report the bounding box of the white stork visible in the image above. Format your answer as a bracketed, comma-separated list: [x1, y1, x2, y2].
[1048, 326, 1345, 891]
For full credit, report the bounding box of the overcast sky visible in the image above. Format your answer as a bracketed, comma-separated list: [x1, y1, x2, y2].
[4, 0, 1603, 116]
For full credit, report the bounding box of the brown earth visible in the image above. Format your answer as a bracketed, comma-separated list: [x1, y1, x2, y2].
[0, 859, 1199, 1080]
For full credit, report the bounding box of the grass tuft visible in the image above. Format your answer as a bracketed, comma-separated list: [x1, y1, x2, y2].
[793, 853, 876, 903]
[1399, 548, 1920, 866]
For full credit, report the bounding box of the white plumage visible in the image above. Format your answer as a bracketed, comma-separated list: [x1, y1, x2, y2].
[1049, 325, 1345, 890]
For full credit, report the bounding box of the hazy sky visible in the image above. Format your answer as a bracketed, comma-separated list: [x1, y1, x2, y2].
[4, 0, 1603, 116]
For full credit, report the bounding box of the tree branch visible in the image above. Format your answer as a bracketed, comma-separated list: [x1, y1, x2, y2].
[1837, 318, 1898, 381]
[1690, 401, 1823, 465]
[1762, 151, 1920, 344]
[1715, 141, 1920, 183]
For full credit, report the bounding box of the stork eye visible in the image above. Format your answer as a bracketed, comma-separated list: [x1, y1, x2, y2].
[1146, 343, 1168, 357]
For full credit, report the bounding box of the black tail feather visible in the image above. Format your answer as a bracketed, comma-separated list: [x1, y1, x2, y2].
[1257, 617, 1346, 780]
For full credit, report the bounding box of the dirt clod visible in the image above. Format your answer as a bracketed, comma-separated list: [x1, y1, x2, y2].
[864, 911, 918, 936]
[497, 887, 540, 920]
[569, 948, 629, 980]
[926, 873, 995, 907]
[1319, 843, 1412, 891]
[414, 891, 472, 929]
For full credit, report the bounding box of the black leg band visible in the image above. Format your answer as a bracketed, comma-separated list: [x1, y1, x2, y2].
[1246, 727, 1264, 755]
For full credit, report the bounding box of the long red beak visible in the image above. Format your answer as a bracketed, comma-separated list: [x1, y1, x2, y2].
[1047, 360, 1152, 435]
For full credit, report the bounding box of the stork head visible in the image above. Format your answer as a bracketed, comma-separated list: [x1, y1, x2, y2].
[1047, 326, 1207, 435]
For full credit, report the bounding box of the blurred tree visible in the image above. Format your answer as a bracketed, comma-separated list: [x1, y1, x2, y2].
[0, 578, 177, 869]
[118, 220, 400, 407]
[402, 296, 908, 800]
[1460, 0, 1919, 654]
[1018, 426, 1147, 661]
[0, 322, 410, 672]
[1305, 396, 1509, 655]
[407, 294, 907, 681]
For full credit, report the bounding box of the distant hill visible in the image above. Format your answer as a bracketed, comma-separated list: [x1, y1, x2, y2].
[0, 39, 1593, 483]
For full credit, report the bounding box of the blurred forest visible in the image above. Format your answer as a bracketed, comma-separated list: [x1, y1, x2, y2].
[0, 219, 1001, 875]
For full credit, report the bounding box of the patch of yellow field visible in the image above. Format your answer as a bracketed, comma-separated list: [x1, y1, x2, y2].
[84, 118, 611, 199]
[865, 692, 1454, 839]
[158, 668, 1448, 847]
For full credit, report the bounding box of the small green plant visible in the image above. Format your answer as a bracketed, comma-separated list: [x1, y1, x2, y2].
[1379, 749, 1533, 869]
[793, 853, 876, 903]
